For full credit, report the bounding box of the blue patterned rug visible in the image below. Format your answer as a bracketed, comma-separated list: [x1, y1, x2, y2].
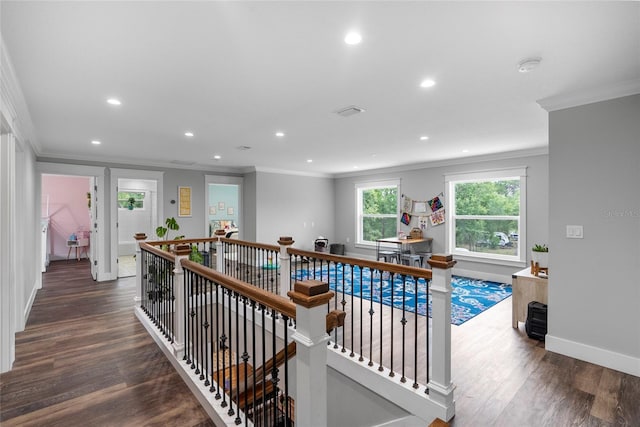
[293, 265, 511, 326]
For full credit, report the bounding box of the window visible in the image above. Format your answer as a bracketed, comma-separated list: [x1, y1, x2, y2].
[117, 191, 145, 209]
[446, 168, 526, 264]
[356, 180, 399, 245]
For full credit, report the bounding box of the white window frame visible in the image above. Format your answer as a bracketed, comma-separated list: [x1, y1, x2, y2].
[355, 179, 400, 247]
[445, 167, 527, 266]
[117, 191, 146, 211]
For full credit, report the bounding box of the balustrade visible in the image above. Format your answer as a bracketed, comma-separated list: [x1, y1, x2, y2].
[135, 232, 455, 425]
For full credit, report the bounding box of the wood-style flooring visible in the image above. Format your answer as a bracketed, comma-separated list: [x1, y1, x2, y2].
[0, 260, 214, 427]
[2, 260, 639, 426]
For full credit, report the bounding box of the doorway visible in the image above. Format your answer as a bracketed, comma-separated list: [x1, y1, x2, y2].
[205, 175, 242, 239]
[116, 178, 158, 277]
[110, 169, 163, 279]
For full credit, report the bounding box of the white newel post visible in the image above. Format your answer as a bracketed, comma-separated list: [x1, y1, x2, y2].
[288, 280, 334, 427]
[172, 244, 191, 359]
[214, 229, 225, 272]
[427, 254, 457, 421]
[278, 236, 294, 298]
[134, 233, 147, 306]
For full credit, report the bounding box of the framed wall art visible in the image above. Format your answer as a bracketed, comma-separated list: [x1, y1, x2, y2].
[178, 186, 192, 217]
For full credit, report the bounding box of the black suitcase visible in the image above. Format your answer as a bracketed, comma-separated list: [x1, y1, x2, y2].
[525, 301, 548, 340]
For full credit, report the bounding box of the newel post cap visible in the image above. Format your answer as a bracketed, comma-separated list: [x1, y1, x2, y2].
[173, 243, 191, 256]
[288, 280, 334, 308]
[134, 233, 147, 241]
[428, 254, 457, 270]
[214, 229, 226, 236]
[278, 236, 295, 245]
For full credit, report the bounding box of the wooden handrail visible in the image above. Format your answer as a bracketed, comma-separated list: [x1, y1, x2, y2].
[288, 248, 433, 280]
[180, 259, 297, 320]
[140, 242, 176, 262]
[220, 237, 279, 252]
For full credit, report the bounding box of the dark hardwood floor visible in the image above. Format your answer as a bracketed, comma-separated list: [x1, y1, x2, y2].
[1, 260, 639, 426]
[0, 260, 214, 427]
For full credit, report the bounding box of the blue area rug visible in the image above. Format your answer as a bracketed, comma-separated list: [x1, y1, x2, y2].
[293, 265, 511, 326]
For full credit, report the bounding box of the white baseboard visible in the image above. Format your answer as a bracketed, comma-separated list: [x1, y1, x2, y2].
[546, 334, 640, 377]
[372, 415, 426, 427]
[22, 279, 39, 329]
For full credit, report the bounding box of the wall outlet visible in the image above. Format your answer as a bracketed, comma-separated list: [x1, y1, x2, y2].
[566, 225, 583, 239]
[346, 237, 350, 243]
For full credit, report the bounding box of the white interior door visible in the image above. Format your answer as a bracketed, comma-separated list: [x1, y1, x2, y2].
[89, 177, 98, 281]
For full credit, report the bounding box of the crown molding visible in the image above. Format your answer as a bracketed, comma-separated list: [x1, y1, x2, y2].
[537, 79, 640, 112]
[0, 38, 40, 153]
[251, 166, 333, 179]
[36, 152, 245, 175]
[333, 146, 549, 179]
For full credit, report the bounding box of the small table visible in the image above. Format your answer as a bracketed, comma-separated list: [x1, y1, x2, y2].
[376, 237, 433, 263]
[512, 267, 548, 328]
[67, 238, 89, 260]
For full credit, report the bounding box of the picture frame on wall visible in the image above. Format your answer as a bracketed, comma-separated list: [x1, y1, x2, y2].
[218, 201, 225, 210]
[227, 207, 234, 215]
[178, 186, 192, 217]
[209, 206, 216, 215]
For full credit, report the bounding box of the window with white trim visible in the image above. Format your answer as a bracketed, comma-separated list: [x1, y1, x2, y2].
[117, 191, 145, 210]
[446, 168, 526, 264]
[356, 180, 400, 245]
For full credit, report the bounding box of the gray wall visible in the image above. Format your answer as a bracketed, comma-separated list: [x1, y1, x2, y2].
[334, 153, 549, 282]
[547, 94, 640, 371]
[162, 169, 208, 239]
[243, 172, 257, 242]
[255, 171, 335, 250]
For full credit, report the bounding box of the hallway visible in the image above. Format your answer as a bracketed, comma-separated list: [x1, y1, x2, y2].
[0, 260, 213, 426]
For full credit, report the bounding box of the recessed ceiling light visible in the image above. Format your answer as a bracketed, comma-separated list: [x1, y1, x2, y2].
[344, 31, 362, 45]
[106, 98, 121, 106]
[420, 136, 429, 141]
[419, 79, 436, 88]
[213, 155, 221, 160]
[462, 149, 469, 153]
[517, 58, 542, 73]
[91, 140, 101, 145]
[306, 159, 313, 163]
[184, 132, 194, 137]
[353, 165, 359, 169]
[275, 132, 285, 137]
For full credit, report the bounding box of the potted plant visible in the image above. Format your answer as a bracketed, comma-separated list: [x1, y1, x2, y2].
[155, 217, 184, 250]
[127, 197, 136, 210]
[531, 243, 549, 267]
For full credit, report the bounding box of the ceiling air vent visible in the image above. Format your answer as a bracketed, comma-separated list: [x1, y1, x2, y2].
[335, 105, 365, 117]
[170, 160, 196, 166]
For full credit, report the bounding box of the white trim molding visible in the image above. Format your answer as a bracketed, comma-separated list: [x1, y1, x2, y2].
[546, 334, 640, 378]
[537, 79, 640, 112]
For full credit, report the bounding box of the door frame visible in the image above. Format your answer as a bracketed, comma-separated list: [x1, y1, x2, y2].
[110, 169, 163, 279]
[36, 162, 108, 280]
[205, 175, 243, 238]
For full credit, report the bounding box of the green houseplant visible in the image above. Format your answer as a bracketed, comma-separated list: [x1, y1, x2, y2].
[531, 243, 549, 267]
[147, 217, 183, 302]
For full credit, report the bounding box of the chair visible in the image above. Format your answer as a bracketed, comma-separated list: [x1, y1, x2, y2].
[400, 240, 432, 268]
[377, 249, 400, 264]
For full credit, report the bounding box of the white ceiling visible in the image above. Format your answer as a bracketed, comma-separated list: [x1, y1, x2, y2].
[2, 1, 639, 175]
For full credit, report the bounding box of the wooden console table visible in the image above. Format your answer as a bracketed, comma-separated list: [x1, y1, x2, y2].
[512, 267, 548, 328]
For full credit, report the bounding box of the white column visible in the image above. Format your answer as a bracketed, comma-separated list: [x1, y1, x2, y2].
[288, 280, 334, 427]
[0, 132, 16, 373]
[172, 244, 191, 359]
[278, 236, 294, 298]
[214, 229, 225, 272]
[134, 233, 147, 306]
[427, 254, 456, 421]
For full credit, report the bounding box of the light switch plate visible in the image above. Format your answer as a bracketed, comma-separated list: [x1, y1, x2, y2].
[566, 225, 583, 239]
